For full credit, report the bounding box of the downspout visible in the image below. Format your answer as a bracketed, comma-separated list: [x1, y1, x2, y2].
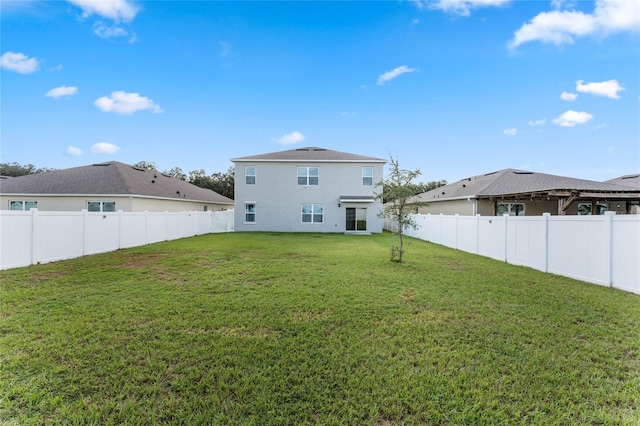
[467, 197, 477, 216]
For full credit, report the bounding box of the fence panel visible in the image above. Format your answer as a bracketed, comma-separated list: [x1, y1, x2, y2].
[457, 215, 479, 254]
[384, 212, 639, 295]
[506, 216, 547, 271]
[477, 216, 506, 261]
[35, 212, 85, 264]
[120, 213, 147, 248]
[610, 215, 640, 294]
[0, 209, 234, 270]
[84, 212, 121, 256]
[547, 216, 609, 286]
[0, 211, 34, 269]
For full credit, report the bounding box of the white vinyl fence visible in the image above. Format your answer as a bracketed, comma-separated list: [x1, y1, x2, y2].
[385, 213, 640, 295]
[0, 209, 234, 270]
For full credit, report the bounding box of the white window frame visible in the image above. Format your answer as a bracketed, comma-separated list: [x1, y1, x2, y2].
[9, 200, 37, 211]
[244, 202, 256, 223]
[362, 167, 373, 186]
[87, 201, 116, 212]
[245, 166, 256, 186]
[496, 203, 525, 216]
[297, 167, 319, 186]
[301, 204, 323, 224]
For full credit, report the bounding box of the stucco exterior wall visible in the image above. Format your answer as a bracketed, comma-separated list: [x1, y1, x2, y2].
[233, 161, 384, 233]
[0, 195, 231, 212]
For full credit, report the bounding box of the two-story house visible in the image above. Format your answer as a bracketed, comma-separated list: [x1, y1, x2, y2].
[231, 147, 386, 233]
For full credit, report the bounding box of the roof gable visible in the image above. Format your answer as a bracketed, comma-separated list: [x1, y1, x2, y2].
[0, 162, 233, 204]
[231, 147, 386, 163]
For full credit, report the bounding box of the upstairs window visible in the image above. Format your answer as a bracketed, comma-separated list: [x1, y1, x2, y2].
[297, 167, 319, 186]
[362, 167, 373, 186]
[301, 204, 323, 223]
[88, 201, 116, 212]
[10, 201, 37, 211]
[245, 166, 256, 185]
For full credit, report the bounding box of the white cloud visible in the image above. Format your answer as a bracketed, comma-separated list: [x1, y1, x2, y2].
[90, 142, 120, 154]
[377, 65, 416, 86]
[45, 85, 78, 98]
[276, 131, 305, 145]
[49, 64, 63, 72]
[67, 146, 83, 156]
[510, 0, 640, 49]
[411, 0, 510, 17]
[528, 118, 547, 126]
[0, 51, 39, 73]
[93, 22, 135, 42]
[503, 128, 517, 137]
[552, 110, 594, 127]
[94, 91, 162, 115]
[67, 0, 139, 23]
[576, 79, 624, 99]
[561, 91, 577, 101]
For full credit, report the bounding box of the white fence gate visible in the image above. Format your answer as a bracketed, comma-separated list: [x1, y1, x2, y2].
[0, 209, 234, 270]
[385, 213, 640, 295]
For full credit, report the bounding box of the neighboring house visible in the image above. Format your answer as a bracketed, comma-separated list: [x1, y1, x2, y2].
[605, 174, 640, 190]
[231, 147, 386, 233]
[412, 168, 640, 216]
[0, 161, 234, 212]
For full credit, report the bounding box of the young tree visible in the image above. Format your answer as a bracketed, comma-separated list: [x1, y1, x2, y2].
[375, 155, 426, 263]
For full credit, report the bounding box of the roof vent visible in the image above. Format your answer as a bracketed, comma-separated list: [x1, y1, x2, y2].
[622, 174, 640, 179]
[295, 148, 310, 151]
[514, 171, 533, 175]
[132, 166, 146, 172]
[92, 162, 111, 167]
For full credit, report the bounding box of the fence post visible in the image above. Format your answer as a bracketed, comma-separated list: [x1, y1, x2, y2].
[475, 214, 480, 255]
[543, 213, 550, 273]
[144, 211, 149, 245]
[503, 213, 509, 262]
[604, 211, 615, 287]
[118, 210, 123, 249]
[30, 208, 38, 266]
[455, 214, 459, 250]
[82, 209, 88, 256]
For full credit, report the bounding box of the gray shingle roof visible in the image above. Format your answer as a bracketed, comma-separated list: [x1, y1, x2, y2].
[605, 174, 640, 189]
[0, 161, 234, 204]
[415, 169, 639, 202]
[231, 147, 386, 162]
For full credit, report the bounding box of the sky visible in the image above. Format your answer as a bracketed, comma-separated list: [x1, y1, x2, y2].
[1, 0, 639, 183]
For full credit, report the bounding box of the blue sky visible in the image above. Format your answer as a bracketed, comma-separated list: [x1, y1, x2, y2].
[1, 0, 639, 183]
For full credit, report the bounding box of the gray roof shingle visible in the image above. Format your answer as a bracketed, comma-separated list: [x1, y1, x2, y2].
[231, 147, 386, 162]
[605, 174, 640, 189]
[0, 161, 234, 204]
[415, 168, 639, 202]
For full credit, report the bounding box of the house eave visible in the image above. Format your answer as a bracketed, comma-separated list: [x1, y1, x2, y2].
[0, 193, 234, 205]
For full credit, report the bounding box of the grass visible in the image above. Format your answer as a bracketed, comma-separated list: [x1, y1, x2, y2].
[1, 232, 638, 425]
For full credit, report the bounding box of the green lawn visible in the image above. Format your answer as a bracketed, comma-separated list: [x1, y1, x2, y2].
[1, 232, 638, 425]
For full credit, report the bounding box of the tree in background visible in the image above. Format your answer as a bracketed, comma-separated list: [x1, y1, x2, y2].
[0, 162, 55, 177]
[164, 167, 187, 181]
[376, 156, 426, 263]
[133, 161, 157, 170]
[186, 167, 235, 200]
